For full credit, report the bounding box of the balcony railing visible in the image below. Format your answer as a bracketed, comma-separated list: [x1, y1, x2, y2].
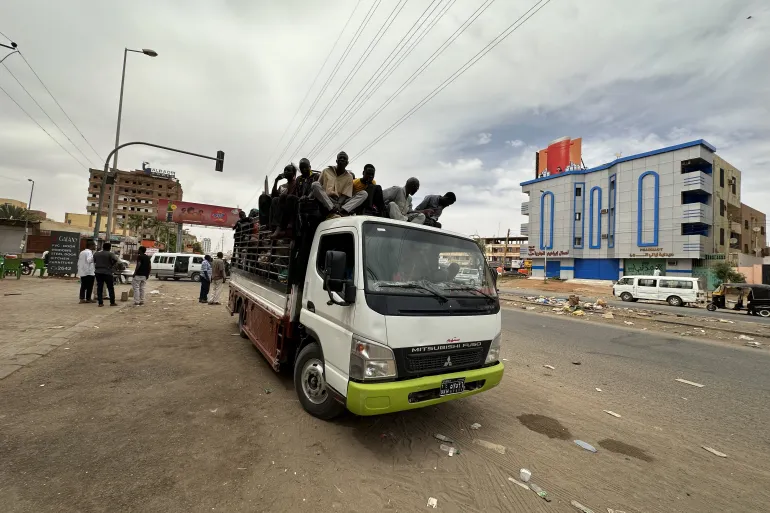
[521, 201, 529, 215]
[520, 223, 529, 236]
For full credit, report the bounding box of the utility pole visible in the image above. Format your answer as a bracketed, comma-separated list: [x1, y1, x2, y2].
[502, 228, 510, 269]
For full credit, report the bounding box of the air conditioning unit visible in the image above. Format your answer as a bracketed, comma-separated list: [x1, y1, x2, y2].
[601, 234, 608, 239]
[600, 208, 609, 214]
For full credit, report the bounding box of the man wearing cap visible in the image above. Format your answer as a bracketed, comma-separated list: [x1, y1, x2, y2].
[310, 151, 368, 219]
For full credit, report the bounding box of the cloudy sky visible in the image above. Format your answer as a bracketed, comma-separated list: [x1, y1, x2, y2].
[1, 0, 768, 249]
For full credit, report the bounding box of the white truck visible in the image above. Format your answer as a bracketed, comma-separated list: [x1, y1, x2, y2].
[228, 215, 503, 419]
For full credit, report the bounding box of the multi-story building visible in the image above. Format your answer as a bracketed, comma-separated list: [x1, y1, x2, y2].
[478, 236, 527, 267]
[520, 139, 720, 280]
[202, 237, 212, 254]
[711, 155, 742, 259]
[86, 168, 183, 238]
[739, 203, 766, 258]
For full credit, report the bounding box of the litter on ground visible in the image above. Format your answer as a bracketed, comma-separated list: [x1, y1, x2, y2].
[603, 410, 622, 418]
[570, 500, 596, 513]
[738, 335, 755, 341]
[543, 364, 555, 370]
[675, 378, 705, 388]
[473, 439, 506, 454]
[508, 476, 529, 490]
[595, 388, 602, 392]
[427, 497, 438, 508]
[702, 446, 727, 458]
[574, 440, 597, 452]
[529, 482, 550, 502]
[470, 423, 481, 430]
[433, 434, 453, 443]
[623, 321, 634, 325]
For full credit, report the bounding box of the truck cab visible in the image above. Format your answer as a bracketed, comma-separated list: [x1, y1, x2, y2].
[229, 216, 504, 419]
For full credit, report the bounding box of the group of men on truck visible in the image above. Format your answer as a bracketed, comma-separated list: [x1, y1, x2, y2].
[233, 151, 457, 243]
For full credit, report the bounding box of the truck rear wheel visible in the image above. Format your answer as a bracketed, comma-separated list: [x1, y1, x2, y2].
[294, 342, 344, 420]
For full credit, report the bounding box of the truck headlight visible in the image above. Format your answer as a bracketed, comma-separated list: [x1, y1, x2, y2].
[350, 337, 397, 380]
[485, 332, 501, 364]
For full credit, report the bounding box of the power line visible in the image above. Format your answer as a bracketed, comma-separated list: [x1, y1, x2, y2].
[1, 60, 98, 166]
[257, 0, 364, 192]
[355, 0, 553, 160]
[295, 0, 408, 160]
[309, 0, 456, 162]
[272, 0, 381, 173]
[319, 0, 497, 165]
[307, 0, 449, 160]
[0, 82, 90, 168]
[18, 51, 103, 162]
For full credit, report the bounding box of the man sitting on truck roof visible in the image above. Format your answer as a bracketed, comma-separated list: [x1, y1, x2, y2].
[268, 164, 301, 239]
[414, 192, 456, 228]
[310, 151, 368, 219]
[352, 164, 385, 216]
[382, 177, 425, 224]
[296, 158, 319, 198]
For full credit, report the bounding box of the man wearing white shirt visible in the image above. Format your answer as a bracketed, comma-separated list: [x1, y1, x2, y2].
[77, 241, 96, 303]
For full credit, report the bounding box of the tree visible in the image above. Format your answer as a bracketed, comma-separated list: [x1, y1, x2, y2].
[125, 214, 146, 235]
[192, 242, 203, 254]
[0, 204, 41, 221]
[712, 261, 746, 285]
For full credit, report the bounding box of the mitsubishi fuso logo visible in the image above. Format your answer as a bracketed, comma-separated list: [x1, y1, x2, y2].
[444, 356, 453, 367]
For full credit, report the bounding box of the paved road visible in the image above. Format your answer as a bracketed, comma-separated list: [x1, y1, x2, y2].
[501, 307, 770, 452]
[501, 286, 770, 326]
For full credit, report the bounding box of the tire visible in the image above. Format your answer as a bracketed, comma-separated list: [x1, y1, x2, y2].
[758, 309, 770, 318]
[294, 342, 344, 420]
[191, 272, 201, 283]
[238, 306, 249, 339]
[706, 303, 717, 312]
[620, 292, 633, 302]
[667, 295, 683, 307]
[469, 279, 476, 286]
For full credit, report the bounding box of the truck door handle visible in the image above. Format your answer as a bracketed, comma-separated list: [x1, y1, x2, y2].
[307, 301, 315, 312]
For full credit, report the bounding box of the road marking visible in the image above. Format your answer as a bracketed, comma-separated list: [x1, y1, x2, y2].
[675, 378, 704, 388]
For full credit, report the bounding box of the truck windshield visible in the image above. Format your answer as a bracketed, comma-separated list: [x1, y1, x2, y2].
[362, 222, 495, 298]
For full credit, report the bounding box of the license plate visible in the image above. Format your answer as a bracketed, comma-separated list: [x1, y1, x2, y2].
[440, 378, 465, 396]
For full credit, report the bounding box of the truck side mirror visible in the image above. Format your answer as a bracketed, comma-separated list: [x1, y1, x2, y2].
[323, 250, 346, 292]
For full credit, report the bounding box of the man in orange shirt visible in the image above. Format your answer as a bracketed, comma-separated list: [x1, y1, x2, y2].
[352, 164, 385, 216]
[310, 151, 368, 219]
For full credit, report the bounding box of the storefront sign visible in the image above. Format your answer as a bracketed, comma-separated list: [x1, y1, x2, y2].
[48, 231, 79, 275]
[528, 246, 570, 257]
[629, 252, 674, 258]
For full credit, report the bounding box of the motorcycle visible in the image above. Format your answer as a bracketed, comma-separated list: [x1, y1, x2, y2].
[21, 259, 36, 276]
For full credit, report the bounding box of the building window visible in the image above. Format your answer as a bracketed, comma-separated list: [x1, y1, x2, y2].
[575, 187, 582, 197]
[637, 171, 660, 247]
[744, 244, 749, 253]
[608, 174, 617, 248]
[719, 168, 724, 188]
[539, 191, 554, 250]
[731, 180, 736, 194]
[720, 200, 725, 217]
[575, 212, 581, 221]
[744, 220, 749, 229]
[762, 227, 766, 235]
[574, 237, 582, 246]
[589, 186, 602, 248]
[720, 228, 725, 246]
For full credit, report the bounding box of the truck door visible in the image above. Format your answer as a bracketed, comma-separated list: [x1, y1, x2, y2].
[302, 230, 357, 397]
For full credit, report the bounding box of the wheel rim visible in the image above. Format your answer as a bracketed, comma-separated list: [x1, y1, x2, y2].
[671, 297, 681, 306]
[760, 310, 770, 318]
[301, 358, 328, 405]
[622, 293, 631, 301]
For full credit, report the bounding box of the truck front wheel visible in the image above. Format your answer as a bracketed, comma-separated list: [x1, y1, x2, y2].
[294, 342, 344, 420]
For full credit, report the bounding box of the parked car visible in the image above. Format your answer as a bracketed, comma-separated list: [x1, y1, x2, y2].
[612, 275, 705, 306]
[455, 267, 482, 286]
[150, 252, 205, 281]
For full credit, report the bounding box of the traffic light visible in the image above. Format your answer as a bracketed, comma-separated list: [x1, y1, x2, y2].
[215, 150, 225, 172]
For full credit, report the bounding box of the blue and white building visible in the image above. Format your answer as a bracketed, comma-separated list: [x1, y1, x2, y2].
[520, 140, 717, 280]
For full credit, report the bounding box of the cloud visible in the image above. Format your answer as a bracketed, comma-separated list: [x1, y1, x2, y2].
[1, 0, 769, 246]
[475, 133, 492, 145]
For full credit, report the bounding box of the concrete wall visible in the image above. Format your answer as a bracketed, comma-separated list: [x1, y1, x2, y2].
[737, 264, 763, 284]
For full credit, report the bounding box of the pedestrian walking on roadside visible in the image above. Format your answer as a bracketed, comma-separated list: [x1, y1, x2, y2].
[653, 266, 662, 276]
[93, 242, 119, 307]
[208, 252, 227, 305]
[132, 247, 152, 306]
[199, 255, 212, 303]
[77, 241, 96, 303]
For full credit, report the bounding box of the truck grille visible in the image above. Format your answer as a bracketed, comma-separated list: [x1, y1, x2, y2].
[405, 348, 484, 373]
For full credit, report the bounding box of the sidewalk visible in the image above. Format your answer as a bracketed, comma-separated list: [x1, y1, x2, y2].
[0, 276, 131, 379]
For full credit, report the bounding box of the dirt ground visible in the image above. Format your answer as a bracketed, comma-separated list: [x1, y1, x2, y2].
[498, 276, 613, 298]
[1, 280, 769, 512]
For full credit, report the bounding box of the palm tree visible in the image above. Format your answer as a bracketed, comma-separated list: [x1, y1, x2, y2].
[0, 204, 40, 221]
[125, 214, 146, 236]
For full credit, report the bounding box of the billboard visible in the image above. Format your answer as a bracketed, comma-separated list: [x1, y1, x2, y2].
[535, 137, 582, 179]
[48, 231, 79, 275]
[157, 199, 239, 228]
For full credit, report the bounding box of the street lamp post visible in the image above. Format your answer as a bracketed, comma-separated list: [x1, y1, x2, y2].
[105, 47, 158, 240]
[539, 189, 547, 281]
[22, 179, 34, 252]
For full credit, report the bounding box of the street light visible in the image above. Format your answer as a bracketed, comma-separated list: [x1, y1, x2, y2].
[105, 47, 158, 240]
[22, 178, 35, 252]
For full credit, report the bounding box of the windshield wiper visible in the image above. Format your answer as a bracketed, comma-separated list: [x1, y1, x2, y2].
[444, 285, 497, 302]
[377, 280, 448, 303]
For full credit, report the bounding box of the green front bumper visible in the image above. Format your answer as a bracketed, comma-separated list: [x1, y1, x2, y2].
[346, 362, 504, 416]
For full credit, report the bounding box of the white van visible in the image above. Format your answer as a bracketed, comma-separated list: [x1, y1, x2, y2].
[613, 275, 705, 306]
[151, 252, 205, 282]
